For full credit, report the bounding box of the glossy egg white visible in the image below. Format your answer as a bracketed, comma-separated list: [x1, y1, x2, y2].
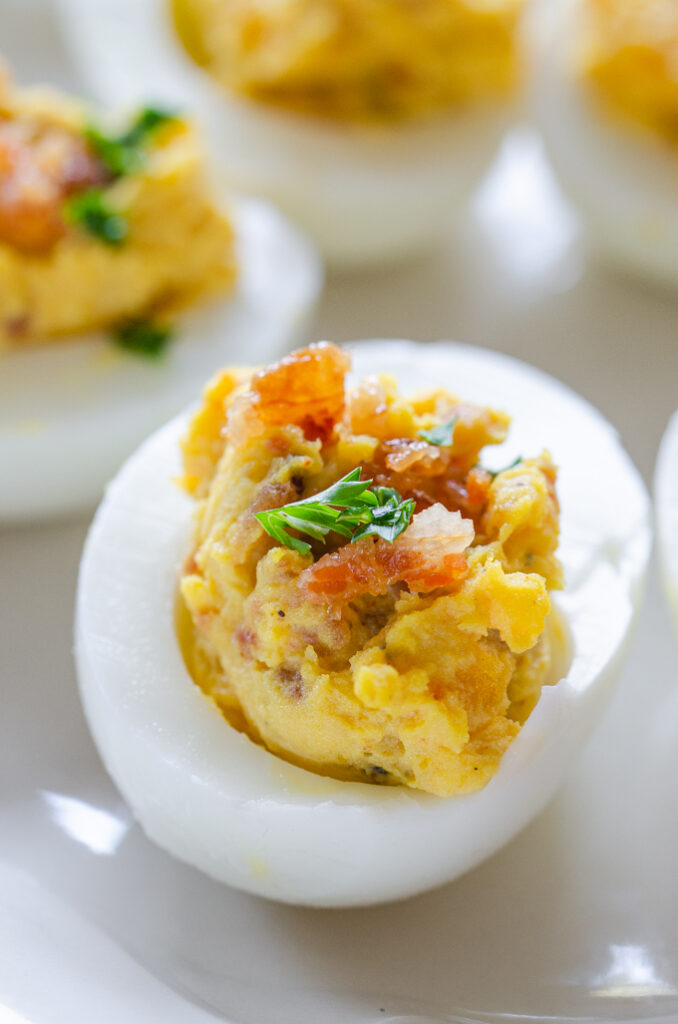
[529, 0, 678, 289]
[56, 0, 515, 267]
[655, 411, 678, 635]
[75, 340, 651, 907]
[0, 199, 321, 522]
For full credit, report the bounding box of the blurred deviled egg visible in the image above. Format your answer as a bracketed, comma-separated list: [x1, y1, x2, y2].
[76, 339, 650, 907]
[530, 0, 678, 289]
[58, 0, 527, 266]
[0, 68, 321, 522]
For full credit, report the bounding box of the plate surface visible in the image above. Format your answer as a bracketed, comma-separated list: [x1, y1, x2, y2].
[2, 1, 678, 1022]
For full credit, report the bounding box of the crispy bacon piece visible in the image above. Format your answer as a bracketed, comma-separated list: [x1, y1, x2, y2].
[249, 341, 350, 442]
[0, 118, 107, 253]
[346, 375, 389, 436]
[465, 466, 492, 512]
[362, 447, 486, 524]
[300, 505, 473, 604]
[382, 438, 444, 474]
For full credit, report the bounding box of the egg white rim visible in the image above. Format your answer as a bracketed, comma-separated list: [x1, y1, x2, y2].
[655, 410, 678, 635]
[0, 197, 322, 522]
[75, 339, 651, 906]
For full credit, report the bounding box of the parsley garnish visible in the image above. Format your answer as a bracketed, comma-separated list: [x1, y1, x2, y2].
[85, 106, 177, 179]
[255, 468, 415, 557]
[417, 416, 458, 447]
[113, 317, 173, 358]
[124, 107, 178, 144]
[64, 189, 127, 246]
[485, 456, 523, 479]
[64, 108, 177, 246]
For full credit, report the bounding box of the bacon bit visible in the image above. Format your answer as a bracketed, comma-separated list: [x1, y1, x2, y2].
[300, 505, 473, 604]
[346, 376, 389, 435]
[440, 476, 470, 511]
[465, 466, 492, 510]
[0, 118, 108, 253]
[360, 442, 495, 526]
[236, 626, 256, 657]
[267, 435, 291, 457]
[4, 313, 30, 337]
[195, 609, 218, 632]
[277, 667, 304, 700]
[248, 342, 350, 443]
[383, 438, 443, 474]
[227, 477, 303, 565]
[399, 504, 474, 549]
[183, 552, 199, 575]
[428, 679, 446, 701]
[249, 478, 303, 517]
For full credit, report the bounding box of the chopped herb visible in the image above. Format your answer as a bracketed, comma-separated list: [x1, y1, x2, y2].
[485, 456, 523, 479]
[85, 126, 139, 178]
[417, 416, 458, 447]
[254, 467, 415, 557]
[65, 108, 178, 248]
[122, 107, 178, 145]
[113, 317, 173, 358]
[64, 188, 127, 245]
[85, 106, 178, 179]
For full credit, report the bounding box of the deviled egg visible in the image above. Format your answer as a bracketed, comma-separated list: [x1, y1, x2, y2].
[58, 0, 526, 266]
[656, 411, 678, 634]
[529, 0, 678, 289]
[76, 339, 650, 907]
[0, 70, 321, 521]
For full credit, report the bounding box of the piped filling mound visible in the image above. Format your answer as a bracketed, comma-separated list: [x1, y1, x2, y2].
[179, 342, 563, 797]
[0, 67, 235, 349]
[172, 0, 524, 122]
[578, 0, 678, 145]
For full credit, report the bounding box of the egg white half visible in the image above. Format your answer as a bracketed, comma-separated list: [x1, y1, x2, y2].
[0, 198, 321, 522]
[56, 0, 514, 267]
[655, 411, 678, 636]
[529, 0, 678, 289]
[75, 339, 651, 907]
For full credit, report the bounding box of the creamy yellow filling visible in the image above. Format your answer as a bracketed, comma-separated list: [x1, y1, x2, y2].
[172, 0, 524, 121]
[580, 0, 678, 144]
[178, 352, 563, 797]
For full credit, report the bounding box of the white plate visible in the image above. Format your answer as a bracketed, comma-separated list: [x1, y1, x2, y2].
[3, 1, 678, 1022]
[655, 411, 678, 635]
[0, 198, 322, 521]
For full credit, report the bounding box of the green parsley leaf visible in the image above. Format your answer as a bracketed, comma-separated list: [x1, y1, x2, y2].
[63, 188, 128, 246]
[84, 126, 141, 178]
[485, 456, 523, 479]
[417, 416, 458, 447]
[122, 107, 177, 144]
[352, 500, 416, 543]
[254, 468, 415, 556]
[85, 106, 178, 179]
[113, 318, 173, 358]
